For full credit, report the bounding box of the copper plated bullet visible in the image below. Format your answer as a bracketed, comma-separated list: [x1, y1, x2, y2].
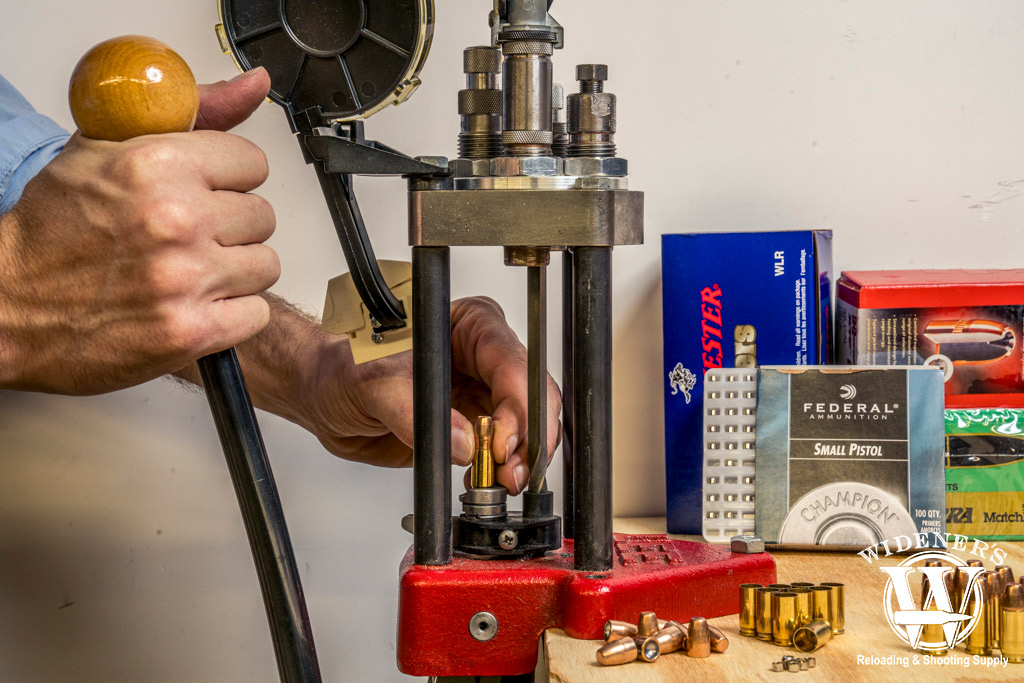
[603, 620, 638, 642]
[643, 622, 686, 658]
[687, 617, 711, 657]
[596, 637, 639, 666]
[997, 565, 1016, 591]
[470, 416, 494, 488]
[637, 611, 660, 638]
[708, 625, 730, 653]
[1002, 582, 1024, 664]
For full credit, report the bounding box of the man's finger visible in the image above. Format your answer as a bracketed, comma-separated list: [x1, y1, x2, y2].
[195, 68, 271, 132]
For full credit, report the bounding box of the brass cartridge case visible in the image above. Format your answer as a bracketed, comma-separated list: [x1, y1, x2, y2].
[791, 588, 813, 628]
[637, 611, 660, 638]
[603, 620, 638, 642]
[793, 619, 833, 653]
[1003, 583, 1024, 664]
[739, 583, 760, 636]
[772, 591, 798, 647]
[964, 574, 990, 656]
[920, 602, 949, 656]
[820, 582, 845, 634]
[596, 637, 639, 666]
[755, 587, 776, 641]
[790, 582, 815, 588]
[768, 583, 790, 590]
[984, 571, 1002, 651]
[919, 572, 949, 656]
[687, 617, 711, 658]
[708, 625, 730, 653]
[811, 586, 832, 624]
[643, 622, 686, 658]
[470, 416, 494, 488]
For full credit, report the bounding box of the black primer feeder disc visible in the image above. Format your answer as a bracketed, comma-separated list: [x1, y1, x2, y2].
[217, 0, 433, 122]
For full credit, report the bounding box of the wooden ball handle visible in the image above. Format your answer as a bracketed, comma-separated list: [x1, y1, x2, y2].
[69, 35, 199, 141]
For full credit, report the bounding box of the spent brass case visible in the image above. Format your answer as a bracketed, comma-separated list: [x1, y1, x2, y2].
[820, 582, 845, 634]
[687, 617, 711, 658]
[1002, 583, 1024, 664]
[603, 620, 638, 642]
[596, 637, 638, 666]
[755, 587, 776, 641]
[768, 583, 791, 590]
[470, 416, 494, 488]
[772, 591, 798, 647]
[790, 582, 815, 588]
[791, 588, 813, 629]
[739, 583, 760, 636]
[811, 585, 832, 624]
[793, 619, 833, 653]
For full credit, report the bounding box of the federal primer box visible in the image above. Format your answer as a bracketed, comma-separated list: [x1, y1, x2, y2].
[662, 231, 832, 534]
[754, 366, 947, 548]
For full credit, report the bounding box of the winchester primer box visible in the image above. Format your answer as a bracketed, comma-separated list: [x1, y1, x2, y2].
[837, 269, 1024, 408]
[662, 231, 833, 534]
[946, 408, 1024, 540]
[754, 366, 947, 548]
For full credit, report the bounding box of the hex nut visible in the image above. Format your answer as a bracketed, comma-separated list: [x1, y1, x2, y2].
[563, 156, 628, 177]
[576, 63, 608, 82]
[730, 534, 766, 554]
[450, 158, 492, 177]
[490, 155, 562, 177]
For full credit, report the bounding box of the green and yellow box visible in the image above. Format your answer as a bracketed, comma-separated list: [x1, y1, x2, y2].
[945, 408, 1024, 540]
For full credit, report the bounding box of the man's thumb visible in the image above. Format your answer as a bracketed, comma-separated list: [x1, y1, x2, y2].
[194, 67, 271, 132]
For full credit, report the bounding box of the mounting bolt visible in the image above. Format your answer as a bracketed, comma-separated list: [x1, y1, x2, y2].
[498, 529, 518, 550]
[469, 611, 499, 641]
[371, 332, 384, 344]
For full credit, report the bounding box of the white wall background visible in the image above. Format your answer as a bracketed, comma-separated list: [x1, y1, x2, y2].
[1, 1, 1022, 681]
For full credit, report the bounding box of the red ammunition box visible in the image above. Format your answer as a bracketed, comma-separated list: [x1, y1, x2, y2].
[837, 269, 1024, 408]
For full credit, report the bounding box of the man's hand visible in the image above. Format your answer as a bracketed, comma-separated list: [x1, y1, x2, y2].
[0, 69, 278, 394]
[222, 296, 562, 495]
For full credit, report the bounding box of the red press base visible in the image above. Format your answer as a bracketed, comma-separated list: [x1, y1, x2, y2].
[396, 533, 776, 677]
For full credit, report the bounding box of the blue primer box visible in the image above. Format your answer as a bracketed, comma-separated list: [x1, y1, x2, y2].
[662, 231, 834, 534]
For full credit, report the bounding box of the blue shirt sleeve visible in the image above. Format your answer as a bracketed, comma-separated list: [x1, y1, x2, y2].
[0, 74, 70, 214]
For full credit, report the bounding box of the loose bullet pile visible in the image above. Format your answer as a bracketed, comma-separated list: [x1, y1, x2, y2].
[596, 612, 730, 666]
[739, 580, 845, 659]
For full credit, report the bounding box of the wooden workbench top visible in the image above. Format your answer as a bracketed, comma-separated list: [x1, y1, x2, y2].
[541, 518, 1024, 682]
